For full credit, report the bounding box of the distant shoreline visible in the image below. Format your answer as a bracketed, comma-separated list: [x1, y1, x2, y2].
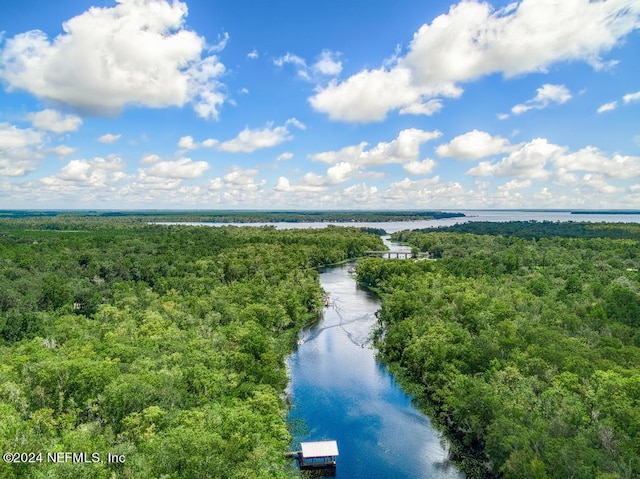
[3, 208, 640, 220]
[570, 210, 640, 215]
[0, 209, 466, 222]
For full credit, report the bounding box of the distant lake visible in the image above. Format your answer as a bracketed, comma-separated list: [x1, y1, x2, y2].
[158, 209, 640, 233]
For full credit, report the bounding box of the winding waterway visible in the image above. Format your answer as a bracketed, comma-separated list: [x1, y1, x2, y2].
[286, 238, 464, 478]
[160, 211, 639, 476]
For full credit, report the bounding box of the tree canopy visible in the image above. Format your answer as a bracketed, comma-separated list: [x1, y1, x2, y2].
[359, 222, 640, 478]
[0, 219, 383, 478]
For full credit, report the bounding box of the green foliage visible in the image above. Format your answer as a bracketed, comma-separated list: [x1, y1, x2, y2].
[416, 220, 640, 240]
[0, 220, 384, 478]
[365, 224, 640, 478]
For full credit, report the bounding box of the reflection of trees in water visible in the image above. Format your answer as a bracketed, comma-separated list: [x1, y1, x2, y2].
[287, 417, 308, 440]
[301, 468, 337, 478]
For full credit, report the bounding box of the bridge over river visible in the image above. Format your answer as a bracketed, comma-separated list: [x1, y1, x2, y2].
[363, 250, 430, 259]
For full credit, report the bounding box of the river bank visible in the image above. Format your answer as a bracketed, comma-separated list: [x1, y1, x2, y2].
[358, 225, 640, 478]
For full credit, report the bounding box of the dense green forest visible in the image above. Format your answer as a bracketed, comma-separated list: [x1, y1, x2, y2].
[0, 209, 464, 223]
[423, 220, 640, 241]
[357, 222, 640, 478]
[0, 219, 383, 478]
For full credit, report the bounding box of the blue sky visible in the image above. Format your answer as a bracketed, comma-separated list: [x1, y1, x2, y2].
[1, 0, 639, 209]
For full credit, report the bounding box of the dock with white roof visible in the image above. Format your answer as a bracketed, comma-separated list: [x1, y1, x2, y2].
[286, 440, 339, 470]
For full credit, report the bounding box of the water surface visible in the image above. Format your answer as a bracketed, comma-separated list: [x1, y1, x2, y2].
[286, 240, 463, 478]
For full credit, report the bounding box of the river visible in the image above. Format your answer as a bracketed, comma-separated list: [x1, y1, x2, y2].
[286, 237, 463, 479]
[159, 211, 639, 476]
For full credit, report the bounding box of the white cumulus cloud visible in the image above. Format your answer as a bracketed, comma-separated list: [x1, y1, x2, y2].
[581, 173, 625, 194]
[143, 157, 209, 179]
[597, 101, 618, 113]
[140, 154, 160, 165]
[312, 50, 342, 76]
[510, 84, 572, 115]
[302, 162, 356, 187]
[382, 176, 466, 206]
[310, 0, 640, 122]
[399, 99, 443, 116]
[341, 183, 378, 203]
[274, 53, 310, 80]
[274, 176, 325, 193]
[219, 118, 304, 153]
[309, 66, 430, 122]
[98, 133, 122, 144]
[0, 123, 42, 150]
[404, 159, 437, 175]
[178, 135, 197, 150]
[51, 145, 76, 157]
[359, 128, 442, 166]
[308, 143, 367, 164]
[202, 138, 218, 148]
[553, 146, 640, 178]
[210, 167, 266, 193]
[298, 129, 441, 189]
[623, 91, 640, 103]
[275, 49, 342, 81]
[0, 0, 227, 119]
[467, 138, 566, 179]
[309, 129, 440, 167]
[41, 156, 127, 189]
[276, 152, 294, 162]
[0, 123, 45, 177]
[436, 130, 511, 160]
[497, 179, 532, 191]
[28, 109, 82, 133]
